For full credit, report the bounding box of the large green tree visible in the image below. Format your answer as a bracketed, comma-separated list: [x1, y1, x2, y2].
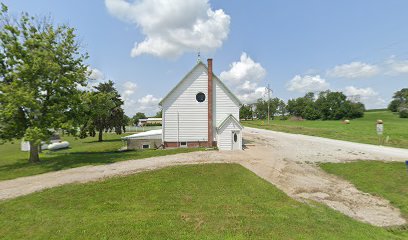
[154, 110, 162, 118]
[388, 88, 408, 118]
[122, 115, 131, 126]
[239, 104, 253, 120]
[287, 91, 365, 120]
[80, 80, 126, 142]
[315, 91, 365, 120]
[315, 91, 346, 120]
[131, 112, 147, 126]
[0, 5, 88, 163]
[287, 92, 316, 119]
[254, 98, 280, 120]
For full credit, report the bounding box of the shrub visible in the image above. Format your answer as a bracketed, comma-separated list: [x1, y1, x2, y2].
[279, 116, 289, 120]
[346, 102, 365, 119]
[303, 105, 320, 120]
[399, 109, 408, 118]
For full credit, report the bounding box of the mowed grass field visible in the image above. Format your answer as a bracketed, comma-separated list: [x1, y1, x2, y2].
[243, 111, 408, 149]
[0, 164, 405, 239]
[0, 133, 201, 181]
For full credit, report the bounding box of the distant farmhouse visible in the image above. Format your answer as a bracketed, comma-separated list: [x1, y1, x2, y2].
[124, 59, 243, 151]
[138, 118, 162, 127]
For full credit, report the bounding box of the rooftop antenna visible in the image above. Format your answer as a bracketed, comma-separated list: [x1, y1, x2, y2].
[197, 49, 201, 63]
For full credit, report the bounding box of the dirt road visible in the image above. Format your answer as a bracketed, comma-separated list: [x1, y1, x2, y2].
[0, 127, 407, 227]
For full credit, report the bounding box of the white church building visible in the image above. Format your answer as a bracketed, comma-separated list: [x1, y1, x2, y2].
[160, 58, 243, 150]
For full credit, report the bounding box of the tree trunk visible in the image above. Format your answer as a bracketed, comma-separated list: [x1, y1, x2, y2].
[29, 141, 41, 163]
[98, 129, 103, 142]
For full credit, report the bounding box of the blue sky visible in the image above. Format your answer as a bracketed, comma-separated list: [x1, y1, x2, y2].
[3, 0, 408, 116]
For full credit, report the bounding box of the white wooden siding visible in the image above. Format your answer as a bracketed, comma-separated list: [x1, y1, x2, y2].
[162, 62, 241, 143]
[217, 119, 242, 150]
[214, 80, 240, 137]
[162, 64, 209, 142]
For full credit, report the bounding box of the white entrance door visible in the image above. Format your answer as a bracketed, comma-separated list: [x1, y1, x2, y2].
[232, 131, 240, 150]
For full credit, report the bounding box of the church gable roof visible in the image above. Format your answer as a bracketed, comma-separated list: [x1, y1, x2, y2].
[159, 61, 242, 106]
[217, 114, 243, 132]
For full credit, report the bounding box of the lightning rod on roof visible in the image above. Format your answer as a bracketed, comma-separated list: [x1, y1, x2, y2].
[197, 50, 201, 63]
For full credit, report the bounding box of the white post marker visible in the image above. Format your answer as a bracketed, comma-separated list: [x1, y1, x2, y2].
[376, 123, 383, 134]
[376, 119, 384, 145]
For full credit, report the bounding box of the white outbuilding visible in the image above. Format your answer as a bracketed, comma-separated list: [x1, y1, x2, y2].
[160, 59, 243, 150]
[122, 129, 162, 150]
[216, 114, 243, 150]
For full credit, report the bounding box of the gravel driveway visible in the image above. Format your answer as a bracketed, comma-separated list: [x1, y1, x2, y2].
[241, 127, 408, 227]
[1, 126, 407, 227]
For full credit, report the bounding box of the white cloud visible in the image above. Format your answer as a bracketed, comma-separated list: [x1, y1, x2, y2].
[326, 61, 379, 79]
[122, 81, 138, 101]
[136, 94, 162, 115]
[366, 97, 388, 109]
[343, 86, 386, 109]
[287, 75, 329, 93]
[343, 86, 378, 99]
[390, 61, 408, 73]
[105, 0, 230, 58]
[237, 87, 267, 104]
[374, 97, 388, 107]
[385, 56, 408, 75]
[220, 52, 267, 103]
[121, 81, 138, 116]
[220, 52, 266, 84]
[88, 67, 105, 80]
[77, 67, 106, 91]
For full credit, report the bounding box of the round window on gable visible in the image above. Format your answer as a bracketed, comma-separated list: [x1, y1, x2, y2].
[196, 92, 206, 102]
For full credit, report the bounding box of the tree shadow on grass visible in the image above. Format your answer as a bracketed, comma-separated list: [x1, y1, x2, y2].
[82, 138, 123, 143]
[0, 145, 198, 181]
[0, 150, 147, 180]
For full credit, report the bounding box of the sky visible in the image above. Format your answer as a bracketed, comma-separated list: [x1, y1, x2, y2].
[3, 0, 408, 116]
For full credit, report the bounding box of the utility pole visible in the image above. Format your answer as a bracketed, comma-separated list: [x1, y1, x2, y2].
[265, 84, 273, 125]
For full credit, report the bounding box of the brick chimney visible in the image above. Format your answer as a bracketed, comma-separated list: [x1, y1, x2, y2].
[207, 58, 213, 147]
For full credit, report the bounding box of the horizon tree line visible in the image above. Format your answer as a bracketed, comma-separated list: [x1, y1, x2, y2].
[240, 90, 366, 121]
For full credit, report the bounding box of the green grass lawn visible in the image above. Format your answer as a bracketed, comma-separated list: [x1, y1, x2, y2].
[243, 111, 408, 149]
[0, 133, 201, 181]
[0, 164, 405, 239]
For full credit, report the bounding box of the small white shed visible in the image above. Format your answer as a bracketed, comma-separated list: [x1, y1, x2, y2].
[122, 129, 162, 150]
[216, 115, 243, 150]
